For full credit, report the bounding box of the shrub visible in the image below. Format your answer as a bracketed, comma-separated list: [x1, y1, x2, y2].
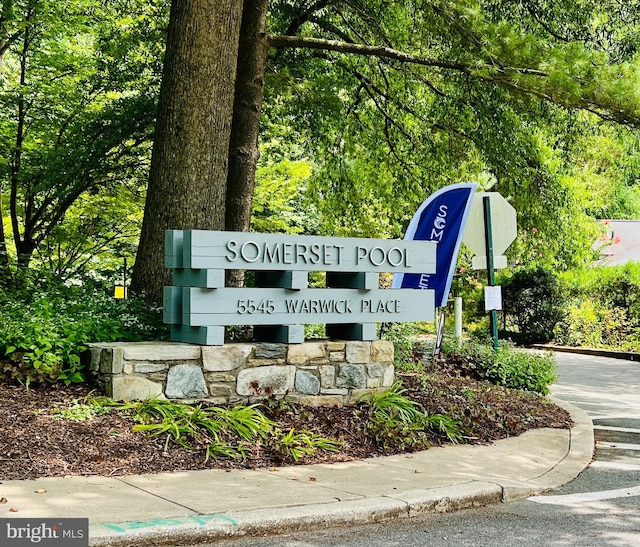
[554, 303, 636, 350]
[484, 346, 557, 395]
[553, 302, 603, 347]
[563, 264, 640, 322]
[440, 339, 557, 395]
[557, 264, 640, 351]
[0, 277, 168, 385]
[501, 265, 567, 344]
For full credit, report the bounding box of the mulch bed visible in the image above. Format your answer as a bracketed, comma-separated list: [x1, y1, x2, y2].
[0, 362, 572, 481]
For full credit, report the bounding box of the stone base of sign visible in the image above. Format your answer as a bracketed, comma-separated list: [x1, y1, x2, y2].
[86, 340, 395, 406]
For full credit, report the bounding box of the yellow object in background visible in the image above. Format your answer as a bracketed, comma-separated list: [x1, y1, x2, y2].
[114, 286, 128, 299]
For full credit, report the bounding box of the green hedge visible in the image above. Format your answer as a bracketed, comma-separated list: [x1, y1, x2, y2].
[441, 339, 557, 395]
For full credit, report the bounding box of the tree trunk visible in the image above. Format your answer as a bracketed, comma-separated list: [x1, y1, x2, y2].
[131, 0, 244, 303]
[225, 0, 270, 287]
[226, 0, 269, 234]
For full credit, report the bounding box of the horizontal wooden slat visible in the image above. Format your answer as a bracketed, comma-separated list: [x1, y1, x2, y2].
[179, 287, 434, 327]
[180, 230, 437, 274]
[172, 268, 225, 288]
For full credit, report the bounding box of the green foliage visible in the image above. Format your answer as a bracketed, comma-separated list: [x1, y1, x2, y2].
[123, 399, 273, 459]
[501, 265, 567, 344]
[304, 323, 326, 340]
[98, 396, 341, 463]
[484, 346, 558, 395]
[555, 303, 634, 349]
[554, 301, 602, 348]
[362, 383, 463, 450]
[268, 428, 342, 463]
[563, 263, 640, 320]
[265, 0, 640, 272]
[0, 0, 162, 281]
[51, 395, 111, 422]
[441, 340, 557, 395]
[0, 275, 167, 385]
[3, 0, 640, 287]
[252, 159, 312, 234]
[553, 264, 640, 351]
[379, 322, 433, 372]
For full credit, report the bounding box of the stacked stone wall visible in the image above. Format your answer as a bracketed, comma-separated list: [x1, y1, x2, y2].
[87, 340, 394, 406]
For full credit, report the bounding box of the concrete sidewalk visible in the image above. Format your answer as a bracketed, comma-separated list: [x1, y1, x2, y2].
[0, 397, 593, 547]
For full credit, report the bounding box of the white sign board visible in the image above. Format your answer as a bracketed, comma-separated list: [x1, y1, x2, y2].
[484, 285, 503, 311]
[462, 192, 517, 269]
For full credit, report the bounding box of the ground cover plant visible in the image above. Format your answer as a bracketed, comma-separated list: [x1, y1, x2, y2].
[0, 275, 168, 386]
[0, 339, 570, 480]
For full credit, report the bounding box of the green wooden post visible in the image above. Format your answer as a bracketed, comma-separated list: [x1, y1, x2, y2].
[483, 197, 499, 351]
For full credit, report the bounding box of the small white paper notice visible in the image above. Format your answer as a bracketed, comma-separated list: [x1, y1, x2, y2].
[484, 285, 503, 311]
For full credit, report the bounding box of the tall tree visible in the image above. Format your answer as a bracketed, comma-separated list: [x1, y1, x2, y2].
[130, 0, 243, 298]
[133, 0, 640, 302]
[226, 0, 269, 235]
[0, 0, 158, 279]
[224, 0, 269, 287]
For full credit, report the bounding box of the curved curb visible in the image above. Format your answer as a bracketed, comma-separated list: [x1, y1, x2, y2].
[530, 344, 640, 362]
[90, 482, 504, 547]
[546, 397, 595, 484]
[498, 397, 594, 502]
[89, 397, 594, 547]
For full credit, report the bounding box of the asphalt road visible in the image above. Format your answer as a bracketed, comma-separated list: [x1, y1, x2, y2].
[201, 352, 640, 547]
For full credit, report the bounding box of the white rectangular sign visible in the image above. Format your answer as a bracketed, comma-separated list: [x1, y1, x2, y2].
[484, 285, 503, 311]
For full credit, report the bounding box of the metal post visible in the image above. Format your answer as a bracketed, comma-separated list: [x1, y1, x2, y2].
[454, 296, 462, 345]
[123, 257, 128, 299]
[483, 197, 499, 351]
[433, 309, 446, 355]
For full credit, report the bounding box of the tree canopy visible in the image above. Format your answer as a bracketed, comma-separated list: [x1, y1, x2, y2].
[1, 0, 640, 300]
[0, 0, 165, 281]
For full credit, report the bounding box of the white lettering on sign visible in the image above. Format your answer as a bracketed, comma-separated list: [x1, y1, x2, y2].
[430, 204, 448, 241]
[418, 273, 430, 289]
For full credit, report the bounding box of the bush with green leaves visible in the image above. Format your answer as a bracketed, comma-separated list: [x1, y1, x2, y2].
[553, 302, 603, 348]
[563, 263, 640, 322]
[440, 339, 557, 395]
[500, 265, 567, 344]
[554, 302, 635, 350]
[0, 275, 168, 385]
[484, 346, 557, 394]
[554, 264, 640, 351]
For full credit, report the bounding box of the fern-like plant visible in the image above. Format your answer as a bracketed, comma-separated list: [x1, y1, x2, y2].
[363, 383, 463, 449]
